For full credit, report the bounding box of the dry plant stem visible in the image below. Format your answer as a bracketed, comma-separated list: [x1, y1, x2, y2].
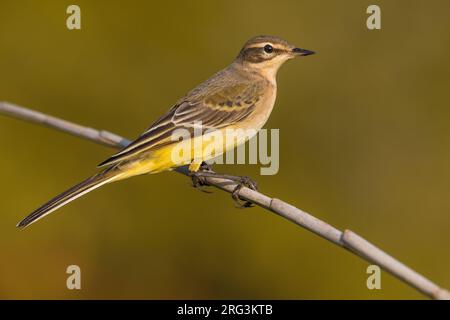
[1, 101, 449, 300]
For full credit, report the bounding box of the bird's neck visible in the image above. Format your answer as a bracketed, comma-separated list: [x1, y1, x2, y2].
[257, 66, 279, 87]
[232, 60, 278, 87]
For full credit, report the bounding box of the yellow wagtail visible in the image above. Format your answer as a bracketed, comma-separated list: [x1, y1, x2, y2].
[17, 35, 314, 228]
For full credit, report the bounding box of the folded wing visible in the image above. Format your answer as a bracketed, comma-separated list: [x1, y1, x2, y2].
[98, 81, 263, 167]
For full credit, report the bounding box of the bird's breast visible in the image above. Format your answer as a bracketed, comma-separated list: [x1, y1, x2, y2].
[241, 83, 277, 131]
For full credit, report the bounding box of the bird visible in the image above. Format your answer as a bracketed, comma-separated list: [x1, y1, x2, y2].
[17, 35, 314, 228]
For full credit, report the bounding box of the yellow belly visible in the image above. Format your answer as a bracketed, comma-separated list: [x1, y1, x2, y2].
[115, 126, 258, 179]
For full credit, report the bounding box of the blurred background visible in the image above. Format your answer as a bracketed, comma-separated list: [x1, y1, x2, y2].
[0, 0, 449, 299]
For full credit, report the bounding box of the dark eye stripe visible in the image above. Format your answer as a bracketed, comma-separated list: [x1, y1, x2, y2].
[239, 46, 288, 63]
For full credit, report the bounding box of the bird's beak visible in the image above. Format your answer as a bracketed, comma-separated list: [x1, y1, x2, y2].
[292, 47, 315, 57]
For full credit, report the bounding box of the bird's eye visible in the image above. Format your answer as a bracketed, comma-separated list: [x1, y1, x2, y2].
[263, 44, 273, 53]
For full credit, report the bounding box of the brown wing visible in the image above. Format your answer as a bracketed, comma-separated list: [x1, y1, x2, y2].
[98, 81, 264, 167]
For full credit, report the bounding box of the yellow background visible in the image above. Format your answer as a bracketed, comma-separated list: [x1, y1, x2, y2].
[0, 0, 449, 299]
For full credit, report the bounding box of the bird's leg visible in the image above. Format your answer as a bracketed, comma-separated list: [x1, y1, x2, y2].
[189, 165, 258, 208]
[189, 161, 213, 192]
[198, 161, 214, 172]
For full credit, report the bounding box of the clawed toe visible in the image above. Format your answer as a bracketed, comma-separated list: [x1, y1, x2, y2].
[231, 176, 258, 208]
[188, 168, 258, 207]
[189, 162, 216, 192]
[189, 172, 212, 193]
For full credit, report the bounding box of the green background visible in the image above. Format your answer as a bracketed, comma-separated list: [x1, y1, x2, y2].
[0, 0, 449, 299]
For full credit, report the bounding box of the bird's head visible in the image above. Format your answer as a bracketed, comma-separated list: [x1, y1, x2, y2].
[237, 35, 314, 78]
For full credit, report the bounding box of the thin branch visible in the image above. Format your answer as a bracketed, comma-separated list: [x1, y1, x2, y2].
[1, 101, 449, 300]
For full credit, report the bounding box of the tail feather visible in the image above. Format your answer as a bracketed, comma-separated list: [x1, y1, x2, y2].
[17, 171, 121, 228]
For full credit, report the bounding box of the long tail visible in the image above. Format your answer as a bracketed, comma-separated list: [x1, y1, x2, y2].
[17, 169, 123, 228]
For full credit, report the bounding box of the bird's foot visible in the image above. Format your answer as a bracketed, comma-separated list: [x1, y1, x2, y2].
[189, 162, 214, 192]
[189, 168, 258, 207]
[230, 176, 258, 208]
